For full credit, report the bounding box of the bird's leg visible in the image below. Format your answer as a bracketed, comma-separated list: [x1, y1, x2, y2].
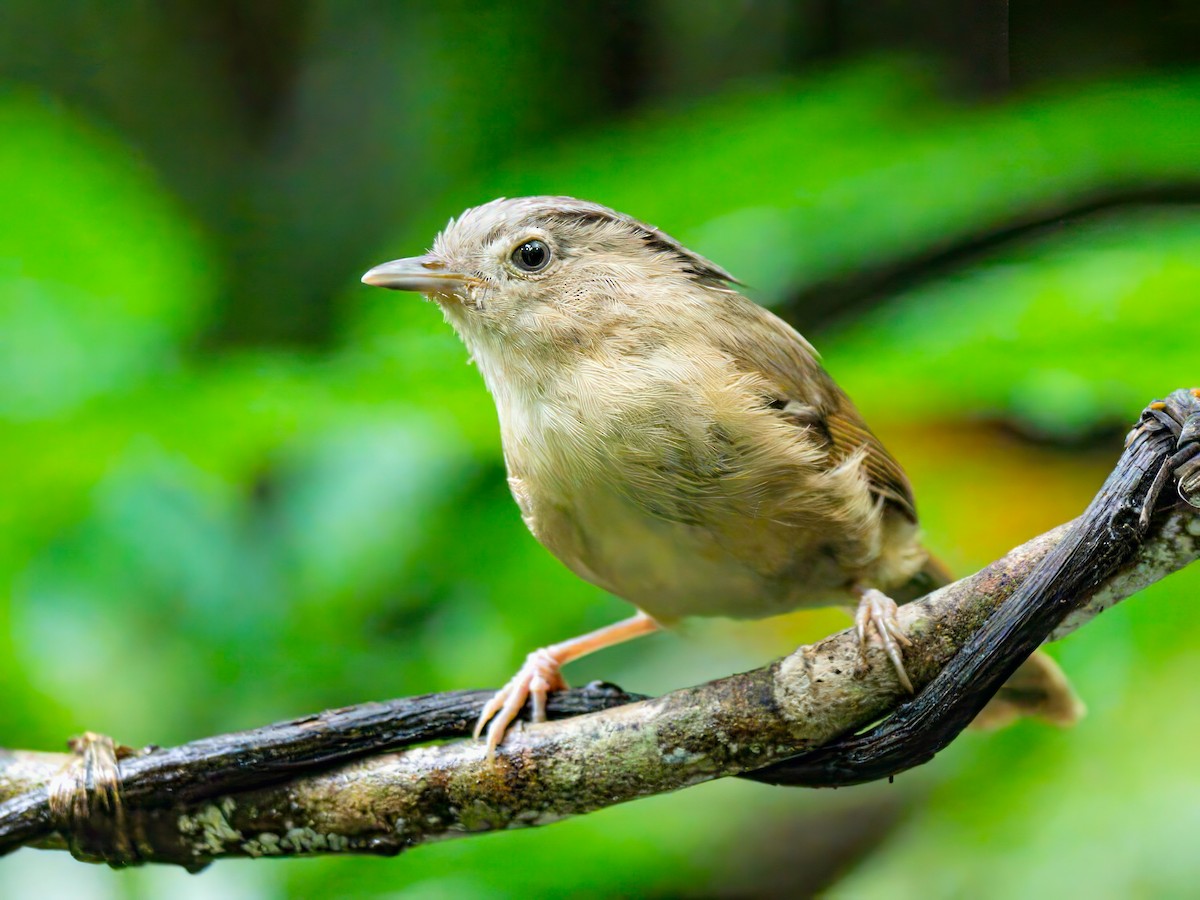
[853, 586, 914, 693]
[474, 611, 660, 757]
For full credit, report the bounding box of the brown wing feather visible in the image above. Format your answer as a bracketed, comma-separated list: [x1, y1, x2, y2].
[824, 400, 918, 522]
[714, 294, 918, 523]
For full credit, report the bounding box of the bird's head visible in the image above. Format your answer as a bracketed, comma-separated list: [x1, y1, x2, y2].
[362, 196, 737, 371]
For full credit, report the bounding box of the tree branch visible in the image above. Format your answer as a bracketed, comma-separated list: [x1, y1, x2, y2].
[1, 390, 1196, 870]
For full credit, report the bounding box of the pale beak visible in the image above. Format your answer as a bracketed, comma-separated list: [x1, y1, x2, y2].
[360, 254, 472, 294]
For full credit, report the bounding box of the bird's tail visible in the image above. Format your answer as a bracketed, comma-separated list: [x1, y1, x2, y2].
[901, 552, 1085, 729]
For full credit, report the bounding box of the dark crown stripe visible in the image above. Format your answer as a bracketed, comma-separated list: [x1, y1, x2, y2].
[548, 209, 736, 285]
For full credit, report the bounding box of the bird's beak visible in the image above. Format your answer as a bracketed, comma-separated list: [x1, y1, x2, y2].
[360, 254, 472, 294]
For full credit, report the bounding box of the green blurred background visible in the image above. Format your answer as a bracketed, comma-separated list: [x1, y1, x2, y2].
[2, 2, 1199, 897]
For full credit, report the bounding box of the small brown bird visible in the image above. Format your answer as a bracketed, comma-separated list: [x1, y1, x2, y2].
[363, 196, 1080, 755]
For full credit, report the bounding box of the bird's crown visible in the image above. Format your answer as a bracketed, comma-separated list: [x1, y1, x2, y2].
[434, 196, 737, 286]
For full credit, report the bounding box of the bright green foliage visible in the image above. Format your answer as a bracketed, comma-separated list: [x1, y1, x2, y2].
[1, 49, 1198, 900]
[828, 211, 1200, 436]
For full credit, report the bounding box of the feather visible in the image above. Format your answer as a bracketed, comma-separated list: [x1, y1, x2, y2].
[711, 296, 917, 524]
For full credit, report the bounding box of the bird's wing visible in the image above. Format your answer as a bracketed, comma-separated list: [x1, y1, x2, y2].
[715, 298, 918, 523]
[820, 398, 917, 522]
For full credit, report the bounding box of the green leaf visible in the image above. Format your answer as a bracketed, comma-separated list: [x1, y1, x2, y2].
[0, 91, 213, 419]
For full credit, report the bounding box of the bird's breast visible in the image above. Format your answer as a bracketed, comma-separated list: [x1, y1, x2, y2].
[493, 357, 885, 620]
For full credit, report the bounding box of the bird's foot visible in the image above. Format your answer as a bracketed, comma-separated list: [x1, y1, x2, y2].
[854, 588, 914, 693]
[474, 648, 568, 758]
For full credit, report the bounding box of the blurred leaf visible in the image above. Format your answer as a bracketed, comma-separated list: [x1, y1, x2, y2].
[0, 90, 213, 420]
[350, 63, 1200, 326]
[825, 211, 1200, 436]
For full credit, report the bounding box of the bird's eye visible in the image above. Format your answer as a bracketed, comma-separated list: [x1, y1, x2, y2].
[511, 239, 551, 273]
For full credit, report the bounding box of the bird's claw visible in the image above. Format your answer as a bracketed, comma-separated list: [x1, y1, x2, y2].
[474, 648, 568, 758]
[855, 588, 914, 693]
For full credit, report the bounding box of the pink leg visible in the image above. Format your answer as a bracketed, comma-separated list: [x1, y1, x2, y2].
[475, 611, 660, 757]
[854, 586, 914, 693]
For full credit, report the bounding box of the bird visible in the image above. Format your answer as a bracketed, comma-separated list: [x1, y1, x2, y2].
[362, 196, 1081, 756]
